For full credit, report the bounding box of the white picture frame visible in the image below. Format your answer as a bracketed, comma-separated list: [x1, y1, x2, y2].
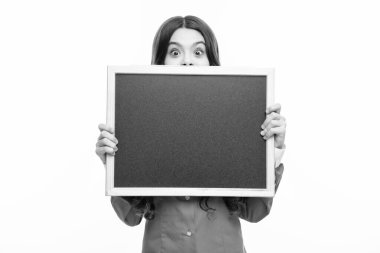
[106, 65, 275, 197]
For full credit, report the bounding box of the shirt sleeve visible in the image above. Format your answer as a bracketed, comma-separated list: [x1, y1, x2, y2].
[110, 196, 143, 226]
[238, 163, 284, 223]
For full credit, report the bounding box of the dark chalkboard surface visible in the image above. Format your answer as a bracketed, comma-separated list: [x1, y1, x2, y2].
[106, 66, 275, 197]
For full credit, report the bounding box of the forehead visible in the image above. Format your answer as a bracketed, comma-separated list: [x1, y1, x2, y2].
[169, 28, 205, 46]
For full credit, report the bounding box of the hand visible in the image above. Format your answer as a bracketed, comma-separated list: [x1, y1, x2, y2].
[95, 123, 119, 165]
[260, 103, 286, 149]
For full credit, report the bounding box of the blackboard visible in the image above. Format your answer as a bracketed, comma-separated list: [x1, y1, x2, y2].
[106, 66, 275, 197]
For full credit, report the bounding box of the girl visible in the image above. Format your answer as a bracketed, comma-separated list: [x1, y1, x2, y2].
[96, 16, 286, 253]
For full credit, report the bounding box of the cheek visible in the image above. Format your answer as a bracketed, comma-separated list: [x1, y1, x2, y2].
[164, 55, 181, 65]
[202, 58, 210, 66]
[194, 57, 210, 66]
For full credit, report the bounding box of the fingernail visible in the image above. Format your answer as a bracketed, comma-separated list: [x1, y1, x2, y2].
[261, 125, 264, 129]
[260, 131, 264, 136]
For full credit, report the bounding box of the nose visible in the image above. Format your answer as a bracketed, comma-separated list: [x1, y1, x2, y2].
[181, 53, 193, 66]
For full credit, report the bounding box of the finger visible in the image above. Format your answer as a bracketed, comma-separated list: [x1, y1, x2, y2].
[96, 138, 118, 151]
[98, 123, 115, 134]
[260, 120, 283, 136]
[261, 112, 284, 129]
[97, 130, 118, 144]
[95, 146, 114, 165]
[263, 125, 286, 139]
[96, 146, 116, 156]
[266, 103, 281, 114]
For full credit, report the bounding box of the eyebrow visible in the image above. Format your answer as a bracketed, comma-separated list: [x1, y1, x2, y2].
[168, 41, 206, 47]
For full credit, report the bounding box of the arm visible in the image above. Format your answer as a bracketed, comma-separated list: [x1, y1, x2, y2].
[110, 196, 143, 227]
[95, 124, 142, 226]
[239, 103, 286, 222]
[239, 163, 284, 223]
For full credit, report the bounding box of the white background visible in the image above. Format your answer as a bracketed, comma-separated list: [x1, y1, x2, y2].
[1, 0, 379, 252]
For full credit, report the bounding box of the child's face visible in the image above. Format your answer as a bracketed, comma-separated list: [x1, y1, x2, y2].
[164, 28, 210, 66]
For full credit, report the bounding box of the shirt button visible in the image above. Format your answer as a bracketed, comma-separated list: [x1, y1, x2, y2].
[185, 196, 190, 200]
[186, 230, 192, 236]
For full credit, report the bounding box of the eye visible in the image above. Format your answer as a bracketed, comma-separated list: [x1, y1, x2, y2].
[169, 49, 180, 57]
[194, 48, 205, 56]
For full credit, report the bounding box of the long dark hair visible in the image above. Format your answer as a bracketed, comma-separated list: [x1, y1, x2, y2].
[132, 16, 245, 220]
[151, 15, 220, 66]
